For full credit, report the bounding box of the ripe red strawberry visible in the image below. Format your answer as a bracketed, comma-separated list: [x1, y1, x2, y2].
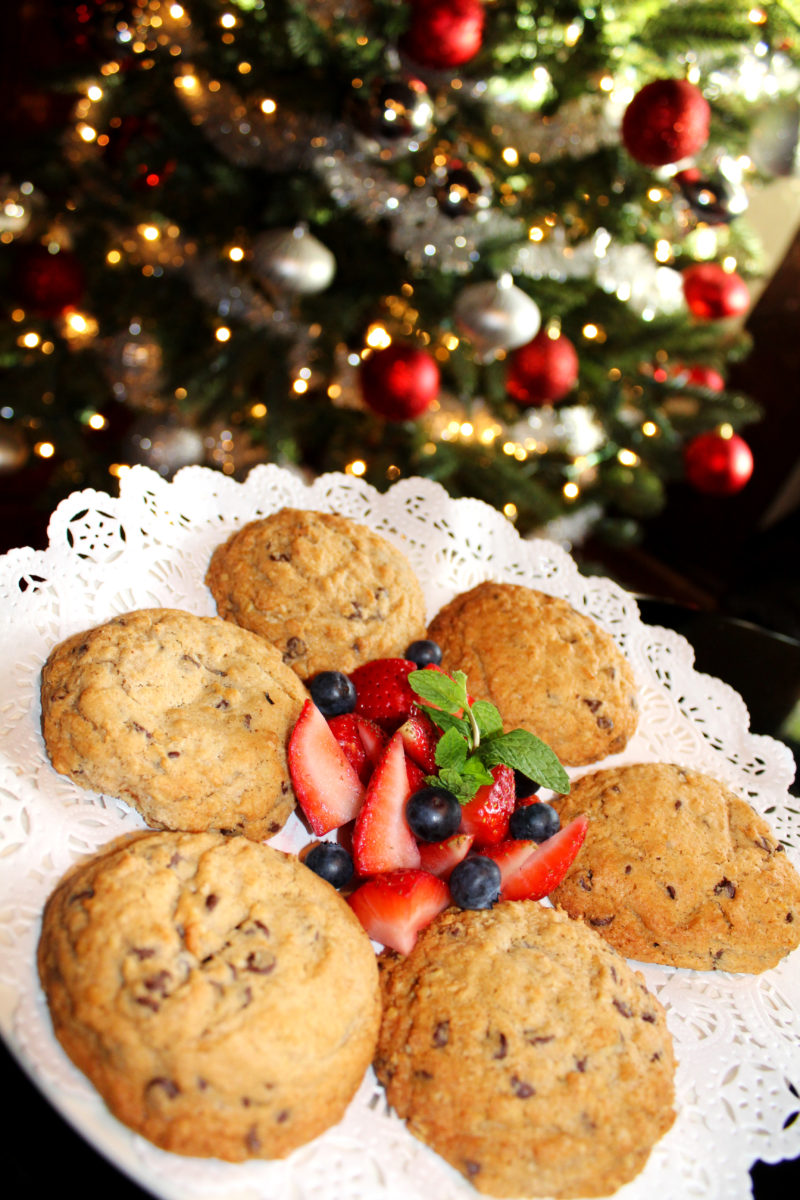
[418, 832, 474, 880]
[327, 713, 388, 783]
[347, 868, 450, 954]
[406, 756, 428, 792]
[399, 710, 440, 773]
[479, 814, 588, 901]
[352, 731, 421, 876]
[458, 764, 515, 847]
[349, 657, 418, 730]
[288, 700, 365, 836]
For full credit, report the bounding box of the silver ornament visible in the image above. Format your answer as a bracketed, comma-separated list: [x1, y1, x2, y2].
[352, 77, 435, 160]
[454, 273, 541, 361]
[0, 179, 34, 237]
[124, 415, 205, 477]
[251, 224, 336, 296]
[749, 97, 800, 178]
[103, 324, 164, 410]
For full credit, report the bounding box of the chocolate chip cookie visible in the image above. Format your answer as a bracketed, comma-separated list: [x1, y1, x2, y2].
[38, 831, 381, 1160]
[40, 607, 308, 840]
[375, 902, 675, 1198]
[427, 581, 638, 766]
[205, 508, 426, 680]
[550, 762, 800, 972]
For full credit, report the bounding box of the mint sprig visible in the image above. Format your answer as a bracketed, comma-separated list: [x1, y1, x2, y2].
[408, 668, 570, 803]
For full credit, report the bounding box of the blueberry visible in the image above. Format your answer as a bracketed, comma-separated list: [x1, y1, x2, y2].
[406, 787, 462, 842]
[303, 842, 354, 889]
[513, 769, 540, 801]
[508, 802, 560, 843]
[404, 639, 443, 668]
[449, 856, 502, 910]
[308, 670, 357, 717]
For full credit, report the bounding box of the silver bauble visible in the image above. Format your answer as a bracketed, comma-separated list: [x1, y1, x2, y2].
[454, 273, 541, 361]
[103, 324, 164, 410]
[0, 179, 34, 237]
[749, 98, 800, 177]
[251, 225, 336, 296]
[125, 415, 205, 477]
[0, 426, 29, 473]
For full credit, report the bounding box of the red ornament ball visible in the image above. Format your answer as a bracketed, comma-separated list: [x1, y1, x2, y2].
[682, 263, 750, 321]
[400, 0, 485, 70]
[684, 430, 753, 496]
[622, 79, 710, 167]
[506, 331, 579, 406]
[13, 244, 86, 317]
[360, 342, 440, 421]
[674, 363, 726, 391]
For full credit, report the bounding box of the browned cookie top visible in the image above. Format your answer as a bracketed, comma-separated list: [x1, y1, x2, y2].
[376, 902, 675, 1198]
[428, 581, 638, 766]
[40, 607, 308, 840]
[550, 762, 800, 972]
[205, 508, 427, 679]
[38, 830, 381, 1161]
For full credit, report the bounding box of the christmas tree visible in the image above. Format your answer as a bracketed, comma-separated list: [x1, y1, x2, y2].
[2, 0, 799, 544]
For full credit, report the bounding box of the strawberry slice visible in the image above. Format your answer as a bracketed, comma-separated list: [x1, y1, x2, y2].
[349, 658, 418, 731]
[418, 832, 474, 880]
[479, 814, 589, 901]
[458, 764, 515, 847]
[399, 710, 440, 773]
[352, 731, 421, 876]
[347, 868, 450, 954]
[406, 756, 428, 792]
[327, 712, 388, 783]
[288, 700, 366, 836]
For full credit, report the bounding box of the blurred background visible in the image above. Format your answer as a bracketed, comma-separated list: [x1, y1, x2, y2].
[1, 2, 799, 1195]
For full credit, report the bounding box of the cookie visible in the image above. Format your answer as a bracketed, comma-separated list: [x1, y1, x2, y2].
[205, 508, 426, 679]
[549, 762, 800, 972]
[427, 581, 638, 766]
[376, 902, 675, 1198]
[40, 607, 308, 840]
[38, 830, 381, 1161]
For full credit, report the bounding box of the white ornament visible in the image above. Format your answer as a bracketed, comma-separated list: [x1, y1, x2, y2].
[252, 225, 336, 296]
[453, 273, 541, 361]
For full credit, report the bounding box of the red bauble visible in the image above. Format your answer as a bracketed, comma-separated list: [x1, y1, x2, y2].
[360, 343, 440, 420]
[13, 245, 86, 318]
[622, 79, 710, 167]
[506, 331, 579, 406]
[684, 431, 753, 496]
[682, 263, 750, 321]
[400, 0, 485, 69]
[675, 364, 726, 391]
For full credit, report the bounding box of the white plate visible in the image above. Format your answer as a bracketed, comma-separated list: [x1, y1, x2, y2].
[1, 464, 799, 1200]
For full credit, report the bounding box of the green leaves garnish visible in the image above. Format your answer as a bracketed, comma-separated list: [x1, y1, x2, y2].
[408, 668, 570, 803]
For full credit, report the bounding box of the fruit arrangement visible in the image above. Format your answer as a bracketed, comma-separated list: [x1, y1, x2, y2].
[288, 641, 588, 954]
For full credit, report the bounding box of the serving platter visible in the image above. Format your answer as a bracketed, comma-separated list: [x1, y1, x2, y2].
[1, 463, 798, 1200]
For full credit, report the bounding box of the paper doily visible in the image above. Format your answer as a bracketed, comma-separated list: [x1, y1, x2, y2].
[1, 464, 798, 1200]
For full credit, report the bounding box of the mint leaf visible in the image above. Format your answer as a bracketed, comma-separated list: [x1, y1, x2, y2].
[472, 700, 503, 740]
[477, 729, 570, 794]
[422, 707, 471, 738]
[433, 768, 478, 803]
[408, 668, 469, 714]
[434, 727, 468, 771]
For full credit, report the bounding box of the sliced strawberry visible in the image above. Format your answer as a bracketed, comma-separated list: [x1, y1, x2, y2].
[349, 657, 418, 731]
[406, 756, 428, 792]
[399, 710, 440, 773]
[479, 814, 589, 902]
[327, 713, 371, 783]
[458, 764, 516, 847]
[347, 868, 450, 954]
[352, 731, 421, 876]
[418, 832, 474, 880]
[288, 700, 365, 836]
[354, 714, 389, 768]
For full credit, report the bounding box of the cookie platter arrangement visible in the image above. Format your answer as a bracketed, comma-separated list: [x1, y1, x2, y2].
[1, 463, 799, 1200]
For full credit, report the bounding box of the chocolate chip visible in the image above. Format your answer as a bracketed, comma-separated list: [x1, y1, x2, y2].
[492, 1032, 508, 1060]
[596, 715, 613, 730]
[264, 692, 274, 705]
[642, 1012, 657, 1023]
[674, 799, 683, 810]
[523, 1032, 554, 1045]
[268, 552, 290, 562]
[588, 915, 615, 927]
[215, 699, 230, 709]
[131, 946, 155, 960]
[275, 1109, 290, 1123]
[714, 878, 736, 899]
[70, 888, 95, 904]
[432, 1021, 449, 1047]
[147, 1077, 180, 1098]
[582, 698, 602, 713]
[131, 722, 153, 738]
[613, 998, 633, 1018]
[787, 913, 794, 923]
[144, 970, 172, 996]
[755, 836, 774, 853]
[136, 996, 160, 1012]
[578, 870, 593, 892]
[510, 1075, 535, 1098]
[624, 864, 632, 874]
[167, 750, 180, 758]
[206, 893, 219, 910]
[666, 885, 676, 899]
[282, 637, 306, 663]
[348, 602, 363, 620]
[464, 1161, 481, 1178]
[243, 714, 252, 728]
[245, 1125, 261, 1153]
[246, 951, 276, 975]
[575, 1057, 588, 1072]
